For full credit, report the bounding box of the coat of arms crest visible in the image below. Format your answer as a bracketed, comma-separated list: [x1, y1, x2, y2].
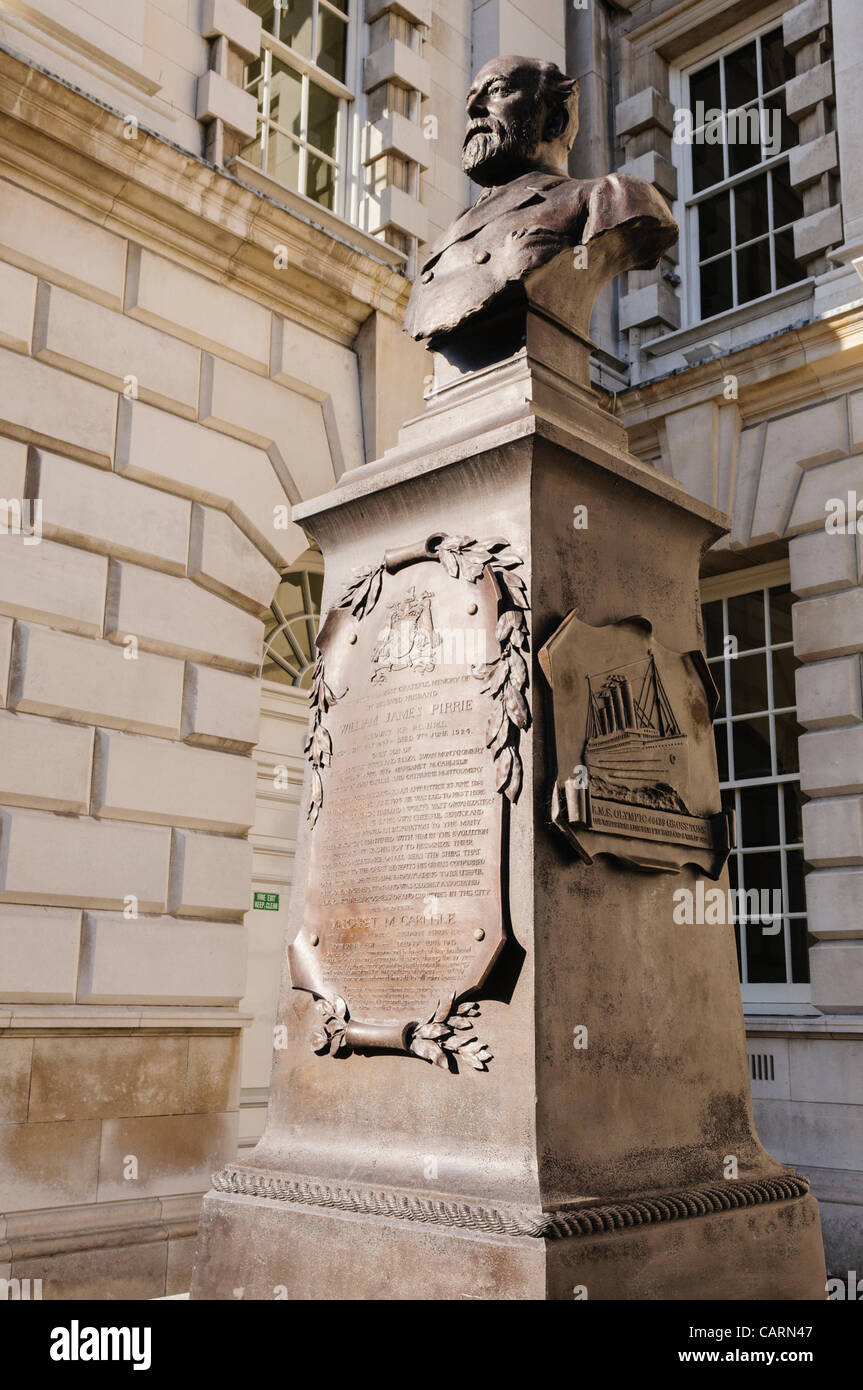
[371, 587, 439, 682]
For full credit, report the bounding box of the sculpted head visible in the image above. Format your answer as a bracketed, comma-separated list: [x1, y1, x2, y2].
[463, 56, 579, 187]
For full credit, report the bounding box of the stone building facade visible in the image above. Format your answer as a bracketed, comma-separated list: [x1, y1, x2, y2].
[0, 0, 859, 1297]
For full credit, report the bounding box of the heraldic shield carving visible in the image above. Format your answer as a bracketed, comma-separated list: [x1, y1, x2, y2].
[539, 612, 734, 877]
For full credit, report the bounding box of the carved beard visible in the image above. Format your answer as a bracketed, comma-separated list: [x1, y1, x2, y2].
[462, 112, 542, 185]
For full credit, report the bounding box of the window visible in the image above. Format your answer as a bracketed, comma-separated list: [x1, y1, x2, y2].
[683, 23, 806, 321]
[702, 578, 810, 1004]
[243, 1, 355, 213]
[263, 553, 323, 688]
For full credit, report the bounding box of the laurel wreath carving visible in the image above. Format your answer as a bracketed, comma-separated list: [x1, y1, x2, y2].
[305, 535, 529, 825]
[311, 995, 349, 1055]
[408, 994, 493, 1071]
[435, 536, 530, 803]
[312, 992, 493, 1072]
[305, 563, 386, 826]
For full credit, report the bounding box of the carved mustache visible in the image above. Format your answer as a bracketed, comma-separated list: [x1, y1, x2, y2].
[463, 116, 508, 149]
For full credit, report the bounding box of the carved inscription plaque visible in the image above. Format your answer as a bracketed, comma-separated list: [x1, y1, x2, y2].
[289, 535, 528, 1065]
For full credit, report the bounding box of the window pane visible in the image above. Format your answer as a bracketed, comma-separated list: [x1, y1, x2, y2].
[701, 254, 733, 317]
[269, 58, 302, 136]
[724, 41, 758, 111]
[727, 591, 765, 652]
[278, 0, 313, 57]
[737, 237, 771, 304]
[741, 850, 783, 904]
[692, 128, 725, 193]
[774, 229, 806, 289]
[734, 173, 769, 244]
[241, 129, 263, 169]
[733, 716, 772, 780]
[769, 585, 794, 644]
[745, 917, 786, 982]
[326, 0, 349, 12]
[772, 645, 796, 708]
[699, 191, 731, 259]
[730, 651, 768, 715]
[248, 0, 276, 34]
[773, 711, 801, 773]
[690, 60, 721, 117]
[307, 81, 339, 156]
[274, 573, 304, 618]
[727, 104, 762, 177]
[266, 127, 301, 190]
[308, 572, 324, 612]
[790, 920, 810, 982]
[783, 781, 803, 844]
[306, 151, 336, 208]
[770, 90, 799, 154]
[772, 167, 804, 230]
[786, 849, 807, 914]
[761, 27, 794, 92]
[739, 783, 779, 846]
[317, 6, 348, 82]
[715, 724, 729, 782]
[703, 599, 724, 657]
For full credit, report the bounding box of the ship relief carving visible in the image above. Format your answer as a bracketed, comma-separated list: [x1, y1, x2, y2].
[539, 613, 734, 877]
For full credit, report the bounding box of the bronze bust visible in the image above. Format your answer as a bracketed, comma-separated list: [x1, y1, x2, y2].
[404, 55, 678, 346]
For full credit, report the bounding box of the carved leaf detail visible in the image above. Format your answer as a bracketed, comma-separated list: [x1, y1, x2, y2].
[439, 547, 460, 578]
[506, 754, 523, 803]
[495, 746, 514, 793]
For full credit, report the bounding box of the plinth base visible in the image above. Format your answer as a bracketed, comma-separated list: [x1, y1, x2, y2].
[191, 1174, 825, 1301]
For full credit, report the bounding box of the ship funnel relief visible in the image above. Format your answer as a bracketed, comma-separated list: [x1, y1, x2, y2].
[539, 614, 735, 878]
[585, 656, 687, 800]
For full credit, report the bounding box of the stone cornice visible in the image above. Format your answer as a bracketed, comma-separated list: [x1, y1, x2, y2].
[0, 42, 411, 347]
[619, 301, 863, 432]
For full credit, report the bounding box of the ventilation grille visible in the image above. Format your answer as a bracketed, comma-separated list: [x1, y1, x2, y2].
[750, 1051, 775, 1083]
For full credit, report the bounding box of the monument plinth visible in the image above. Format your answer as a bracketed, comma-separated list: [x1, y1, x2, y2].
[191, 56, 825, 1301]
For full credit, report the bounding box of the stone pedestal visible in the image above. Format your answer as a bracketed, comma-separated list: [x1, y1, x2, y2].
[191, 319, 825, 1301]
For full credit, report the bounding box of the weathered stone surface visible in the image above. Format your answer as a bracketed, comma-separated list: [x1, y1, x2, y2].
[93, 730, 256, 833]
[0, 534, 108, 637]
[0, 180, 126, 308]
[0, 710, 93, 813]
[105, 560, 264, 672]
[125, 245, 271, 374]
[79, 914, 246, 1005]
[30, 448, 191, 574]
[10, 623, 185, 738]
[0, 810, 171, 910]
[168, 828, 253, 919]
[0, 905, 82, 1002]
[33, 282, 201, 416]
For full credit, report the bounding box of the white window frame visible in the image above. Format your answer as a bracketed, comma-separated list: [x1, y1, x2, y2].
[669, 1, 806, 331]
[244, 0, 362, 222]
[701, 561, 812, 1013]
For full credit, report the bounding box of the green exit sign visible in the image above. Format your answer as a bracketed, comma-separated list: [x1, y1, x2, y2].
[254, 892, 280, 911]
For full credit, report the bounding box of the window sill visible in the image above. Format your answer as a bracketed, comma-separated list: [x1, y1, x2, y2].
[745, 1014, 863, 1038]
[227, 156, 407, 270]
[642, 279, 815, 361]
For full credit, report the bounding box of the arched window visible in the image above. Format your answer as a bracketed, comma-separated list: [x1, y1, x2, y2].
[262, 548, 323, 689]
